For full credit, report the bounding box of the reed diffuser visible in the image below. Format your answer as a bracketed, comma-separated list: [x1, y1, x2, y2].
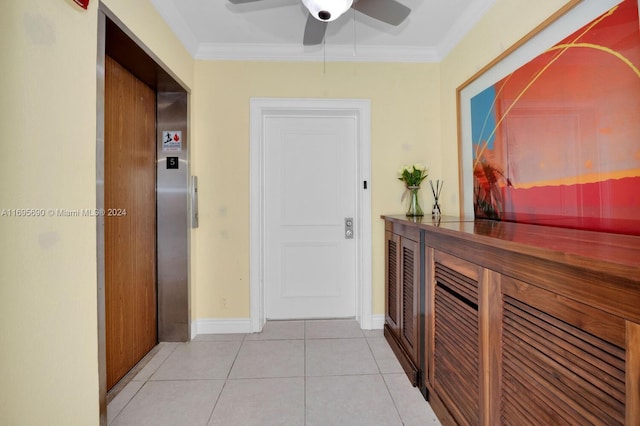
[429, 180, 443, 216]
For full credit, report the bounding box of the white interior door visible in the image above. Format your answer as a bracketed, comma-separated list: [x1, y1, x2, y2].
[265, 115, 357, 319]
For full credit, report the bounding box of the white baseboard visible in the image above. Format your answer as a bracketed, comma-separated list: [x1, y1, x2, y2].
[191, 315, 383, 339]
[371, 314, 385, 330]
[191, 317, 252, 339]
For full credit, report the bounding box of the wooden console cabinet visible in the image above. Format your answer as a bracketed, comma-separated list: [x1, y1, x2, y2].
[384, 219, 420, 385]
[382, 215, 640, 425]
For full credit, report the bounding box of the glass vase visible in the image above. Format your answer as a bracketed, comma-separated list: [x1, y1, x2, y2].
[406, 185, 424, 217]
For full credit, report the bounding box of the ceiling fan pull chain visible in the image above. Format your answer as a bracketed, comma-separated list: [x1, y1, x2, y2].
[323, 35, 326, 74]
[353, 7, 356, 56]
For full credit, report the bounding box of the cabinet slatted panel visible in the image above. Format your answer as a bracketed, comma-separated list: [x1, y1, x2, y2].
[402, 246, 414, 348]
[502, 296, 625, 426]
[387, 238, 398, 324]
[434, 263, 479, 426]
[435, 263, 478, 304]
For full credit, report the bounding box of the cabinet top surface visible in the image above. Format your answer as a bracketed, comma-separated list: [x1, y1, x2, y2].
[381, 215, 640, 279]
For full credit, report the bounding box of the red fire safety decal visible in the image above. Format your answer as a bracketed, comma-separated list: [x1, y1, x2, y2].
[73, 0, 89, 10]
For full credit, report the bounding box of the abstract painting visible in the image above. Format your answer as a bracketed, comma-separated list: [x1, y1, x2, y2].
[463, 0, 640, 235]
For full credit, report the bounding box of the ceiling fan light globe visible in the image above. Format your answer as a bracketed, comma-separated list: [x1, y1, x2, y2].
[301, 0, 353, 22]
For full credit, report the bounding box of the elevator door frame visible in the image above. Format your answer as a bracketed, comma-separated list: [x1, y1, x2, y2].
[96, 6, 191, 425]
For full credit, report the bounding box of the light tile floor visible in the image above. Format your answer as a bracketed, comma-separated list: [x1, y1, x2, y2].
[108, 319, 442, 426]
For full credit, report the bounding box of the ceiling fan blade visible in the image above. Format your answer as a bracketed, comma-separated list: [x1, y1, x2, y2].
[303, 14, 328, 46]
[352, 0, 410, 26]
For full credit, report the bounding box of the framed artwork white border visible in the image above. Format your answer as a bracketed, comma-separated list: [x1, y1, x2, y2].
[457, 0, 628, 217]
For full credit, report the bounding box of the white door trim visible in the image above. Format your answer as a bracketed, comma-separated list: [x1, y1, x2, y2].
[250, 98, 372, 332]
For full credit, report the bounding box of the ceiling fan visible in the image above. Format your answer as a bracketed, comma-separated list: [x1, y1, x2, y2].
[228, 0, 411, 46]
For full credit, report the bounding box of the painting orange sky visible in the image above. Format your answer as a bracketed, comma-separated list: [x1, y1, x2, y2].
[471, 0, 640, 234]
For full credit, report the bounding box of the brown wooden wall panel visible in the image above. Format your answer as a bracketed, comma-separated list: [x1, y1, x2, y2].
[105, 56, 157, 390]
[382, 215, 640, 425]
[478, 269, 503, 426]
[501, 295, 625, 425]
[425, 224, 640, 325]
[500, 275, 626, 349]
[435, 263, 478, 305]
[384, 229, 419, 386]
[387, 235, 398, 326]
[627, 322, 640, 426]
[435, 249, 480, 283]
[434, 262, 480, 426]
[423, 245, 435, 392]
[402, 244, 415, 351]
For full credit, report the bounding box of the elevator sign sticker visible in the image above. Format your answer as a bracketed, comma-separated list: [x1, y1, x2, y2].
[162, 131, 182, 153]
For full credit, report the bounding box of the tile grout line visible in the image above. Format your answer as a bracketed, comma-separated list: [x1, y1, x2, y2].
[380, 372, 407, 426]
[365, 335, 383, 374]
[303, 320, 307, 426]
[205, 333, 247, 425]
[110, 320, 425, 425]
[367, 333, 406, 425]
[108, 343, 180, 425]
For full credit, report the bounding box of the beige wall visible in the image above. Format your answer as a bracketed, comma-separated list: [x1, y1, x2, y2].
[191, 61, 440, 318]
[190, 0, 574, 321]
[0, 0, 191, 424]
[0, 1, 100, 424]
[0, 0, 573, 423]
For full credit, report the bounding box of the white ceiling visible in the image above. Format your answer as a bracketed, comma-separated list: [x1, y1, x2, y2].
[151, 0, 497, 62]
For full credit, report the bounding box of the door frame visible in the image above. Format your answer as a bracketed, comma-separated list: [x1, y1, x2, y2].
[97, 6, 191, 424]
[249, 98, 372, 332]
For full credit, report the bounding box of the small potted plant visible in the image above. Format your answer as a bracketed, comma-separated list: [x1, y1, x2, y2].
[398, 164, 428, 216]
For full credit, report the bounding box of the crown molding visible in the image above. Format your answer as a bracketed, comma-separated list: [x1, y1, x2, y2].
[194, 42, 440, 63]
[152, 0, 495, 63]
